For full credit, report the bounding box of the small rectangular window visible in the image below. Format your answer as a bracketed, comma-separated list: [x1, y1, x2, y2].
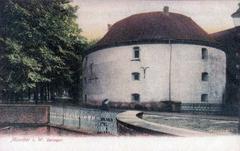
[202, 48, 208, 60]
[201, 94, 208, 102]
[131, 93, 140, 102]
[132, 46, 140, 61]
[134, 50, 139, 58]
[202, 72, 209, 81]
[132, 72, 140, 80]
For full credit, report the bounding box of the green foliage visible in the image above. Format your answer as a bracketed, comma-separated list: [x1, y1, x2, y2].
[0, 0, 86, 100]
[86, 38, 100, 49]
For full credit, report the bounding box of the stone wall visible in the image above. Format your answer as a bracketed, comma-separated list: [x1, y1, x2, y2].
[50, 106, 119, 135]
[117, 111, 168, 136]
[0, 104, 49, 126]
[181, 103, 223, 114]
[117, 111, 209, 136]
[117, 120, 167, 136]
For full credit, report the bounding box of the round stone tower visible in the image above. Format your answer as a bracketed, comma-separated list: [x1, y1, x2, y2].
[82, 8, 226, 109]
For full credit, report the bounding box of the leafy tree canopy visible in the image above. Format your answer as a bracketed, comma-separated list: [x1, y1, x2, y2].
[0, 0, 86, 100]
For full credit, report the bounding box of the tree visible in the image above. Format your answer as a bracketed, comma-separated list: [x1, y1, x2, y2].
[0, 0, 86, 103]
[86, 38, 100, 49]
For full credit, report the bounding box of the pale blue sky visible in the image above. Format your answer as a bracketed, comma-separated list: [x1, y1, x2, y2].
[73, 0, 239, 40]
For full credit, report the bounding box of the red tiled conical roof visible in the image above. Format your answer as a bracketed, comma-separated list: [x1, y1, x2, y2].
[88, 11, 216, 54]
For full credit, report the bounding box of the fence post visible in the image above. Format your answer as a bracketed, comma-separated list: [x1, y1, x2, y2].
[78, 110, 81, 129]
[62, 105, 64, 126]
[238, 100, 240, 134]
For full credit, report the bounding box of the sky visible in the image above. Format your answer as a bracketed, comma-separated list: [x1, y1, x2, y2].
[72, 0, 240, 41]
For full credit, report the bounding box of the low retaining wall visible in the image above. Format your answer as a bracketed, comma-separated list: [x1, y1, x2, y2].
[86, 100, 181, 112]
[50, 106, 119, 135]
[181, 103, 223, 114]
[117, 111, 210, 136]
[117, 112, 167, 136]
[0, 104, 50, 126]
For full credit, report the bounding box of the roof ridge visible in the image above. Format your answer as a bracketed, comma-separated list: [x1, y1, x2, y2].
[127, 11, 190, 18]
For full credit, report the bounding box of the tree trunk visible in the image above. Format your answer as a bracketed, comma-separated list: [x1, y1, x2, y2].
[40, 83, 44, 103]
[28, 88, 31, 101]
[47, 83, 50, 101]
[20, 88, 24, 102]
[44, 83, 47, 102]
[50, 83, 55, 103]
[34, 85, 39, 104]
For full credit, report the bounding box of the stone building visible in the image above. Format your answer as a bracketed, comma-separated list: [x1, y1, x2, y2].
[211, 3, 240, 114]
[83, 7, 226, 111]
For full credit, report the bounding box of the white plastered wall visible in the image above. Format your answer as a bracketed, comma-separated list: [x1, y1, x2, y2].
[83, 43, 226, 104]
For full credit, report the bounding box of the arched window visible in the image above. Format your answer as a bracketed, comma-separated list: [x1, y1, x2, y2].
[131, 93, 140, 102]
[132, 72, 140, 80]
[201, 94, 208, 102]
[202, 72, 209, 81]
[202, 48, 208, 60]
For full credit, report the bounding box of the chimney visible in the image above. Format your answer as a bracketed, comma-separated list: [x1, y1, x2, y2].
[232, 3, 240, 27]
[107, 24, 112, 31]
[163, 6, 169, 15]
